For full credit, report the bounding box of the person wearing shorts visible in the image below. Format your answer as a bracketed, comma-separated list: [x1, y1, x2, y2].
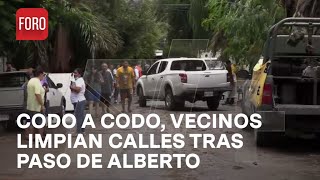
[113, 64, 120, 103]
[116, 61, 135, 113]
[100, 63, 114, 113]
[25, 67, 46, 140]
[85, 66, 102, 117]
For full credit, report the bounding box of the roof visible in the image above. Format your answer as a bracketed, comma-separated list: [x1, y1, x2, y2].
[157, 58, 208, 62]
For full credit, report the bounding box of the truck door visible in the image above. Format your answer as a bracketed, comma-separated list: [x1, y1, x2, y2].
[145, 62, 160, 97]
[154, 61, 168, 99]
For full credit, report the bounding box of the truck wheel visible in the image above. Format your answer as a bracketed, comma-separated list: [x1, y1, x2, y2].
[138, 86, 147, 107]
[207, 97, 220, 111]
[165, 88, 176, 110]
[255, 129, 282, 147]
[59, 101, 66, 118]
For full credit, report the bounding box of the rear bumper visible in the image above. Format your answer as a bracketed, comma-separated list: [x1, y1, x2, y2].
[0, 106, 25, 122]
[183, 87, 232, 92]
[175, 87, 231, 102]
[0, 106, 24, 113]
[258, 104, 320, 133]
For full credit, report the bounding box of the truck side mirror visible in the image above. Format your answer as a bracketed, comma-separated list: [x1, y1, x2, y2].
[56, 83, 63, 89]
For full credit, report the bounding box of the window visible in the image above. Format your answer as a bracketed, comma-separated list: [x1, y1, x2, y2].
[158, 61, 168, 73]
[46, 76, 56, 88]
[170, 60, 207, 71]
[147, 62, 159, 75]
[0, 73, 28, 88]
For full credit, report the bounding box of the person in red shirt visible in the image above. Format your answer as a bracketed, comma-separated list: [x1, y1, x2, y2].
[134, 63, 142, 81]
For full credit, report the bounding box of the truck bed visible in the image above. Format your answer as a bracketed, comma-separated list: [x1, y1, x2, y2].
[0, 87, 25, 112]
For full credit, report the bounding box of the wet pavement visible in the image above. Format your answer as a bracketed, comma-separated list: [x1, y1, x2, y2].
[0, 99, 320, 180]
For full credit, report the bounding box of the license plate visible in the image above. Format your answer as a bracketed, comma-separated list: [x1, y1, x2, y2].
[0, 115, 9, 122]
[204, 92, 214, 97]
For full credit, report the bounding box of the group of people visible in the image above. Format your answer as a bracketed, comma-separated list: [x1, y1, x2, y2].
[69, 61, 143, 135]
[18, 59, 237, 138]
[22, 60, 143, 139]
[85, 61, 143, 115]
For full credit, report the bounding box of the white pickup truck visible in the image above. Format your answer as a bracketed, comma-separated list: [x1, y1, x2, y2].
[136, 58, 231, 110]
[0, 71, 66, 130]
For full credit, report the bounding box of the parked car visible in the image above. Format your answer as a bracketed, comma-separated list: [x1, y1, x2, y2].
[136, 58, 230, 110]
[241, 18, 320, 146]
[0, 71, 66, 130]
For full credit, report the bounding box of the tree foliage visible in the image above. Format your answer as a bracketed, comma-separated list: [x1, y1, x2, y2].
[112, 0, 168, 59]
[189, 0, 210, 39]
[1, 0, 168, 71]
[203, 0, 285, 66]
[156, 0, 193, 43]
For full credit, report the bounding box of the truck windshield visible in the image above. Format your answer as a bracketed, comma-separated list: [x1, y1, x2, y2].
[205, 60, 225, 70]
[170, 60, 207, 71]
[0, 73, 28, 88]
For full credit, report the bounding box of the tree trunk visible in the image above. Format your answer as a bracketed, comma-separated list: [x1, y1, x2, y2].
[50, 24, 73, 73]
[34, 41, 49, 71]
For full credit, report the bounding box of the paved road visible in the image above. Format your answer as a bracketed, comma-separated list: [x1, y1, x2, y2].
[0, 99, 320, 180]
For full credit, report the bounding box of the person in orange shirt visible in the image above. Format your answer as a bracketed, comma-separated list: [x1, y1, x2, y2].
[116, 61, 135, 113]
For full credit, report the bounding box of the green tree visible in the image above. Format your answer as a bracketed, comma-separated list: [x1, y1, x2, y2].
[189, 0, 210, 39]
[203, 0, 285, 66]
[2, 0, 122, 72]
[112, 0, 168, 59]
[156, 0, 193, 42]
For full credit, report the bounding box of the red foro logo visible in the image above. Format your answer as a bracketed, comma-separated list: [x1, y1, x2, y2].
[16, 8, 48, 40]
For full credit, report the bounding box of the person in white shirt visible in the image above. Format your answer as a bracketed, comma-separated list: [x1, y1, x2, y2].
[112, 65, 118, 76]
[70, 68, 86, 134]
[134, 67, 140, 81]
[113, 64, 120, 103]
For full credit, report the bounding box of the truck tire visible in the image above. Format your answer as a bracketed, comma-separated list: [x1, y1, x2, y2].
[165, 88, 177, 110]
[138, 86, 147, 107]
[207, 97, 220, 111]
[59, 101, 66, 118]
